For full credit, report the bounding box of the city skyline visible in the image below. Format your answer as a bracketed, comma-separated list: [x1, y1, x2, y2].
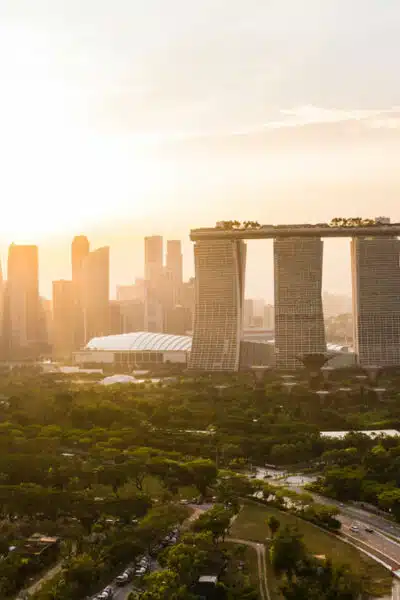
[1, 2, 400, 300]
[0, 229, 373, 302]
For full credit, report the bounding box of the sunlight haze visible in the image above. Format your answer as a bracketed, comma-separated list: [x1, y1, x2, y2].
[1, 0, 400, 297]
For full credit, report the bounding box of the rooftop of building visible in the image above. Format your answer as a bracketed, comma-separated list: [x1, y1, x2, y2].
[190, 220, 400, 241]
[86, 331, 192, 352]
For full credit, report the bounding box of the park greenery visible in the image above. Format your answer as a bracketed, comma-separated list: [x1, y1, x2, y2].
[0, 366, 396, 596]
[270, 524, 363, 599]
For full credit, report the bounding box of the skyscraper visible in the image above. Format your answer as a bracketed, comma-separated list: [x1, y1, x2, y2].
[351, 236, 400, 366]
[52, 280, 75, 358]
[189, 239, 246, 371]
[72, 236, 90, 283]
[71, 235, 90, 348]
[166, 240, 183, 300]
[244, 299, 254, 327]
[144, 236, 163, 284]
[5, 244, 39, 356]
[82, 246, 110, 342]
[274, 237, 325, 369]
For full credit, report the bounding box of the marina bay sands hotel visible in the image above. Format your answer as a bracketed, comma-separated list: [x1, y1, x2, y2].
[188, 220, 400, 371]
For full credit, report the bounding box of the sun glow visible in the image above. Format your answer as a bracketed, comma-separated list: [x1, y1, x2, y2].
[0, 25, 163, 242]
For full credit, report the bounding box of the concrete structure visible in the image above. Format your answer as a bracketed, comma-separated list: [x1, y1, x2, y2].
[116, 279, 146, 302]
[189, 239, 246, 371]
[5, 244, 39, 356]
[71, 235, 89, 349]
[351, 237, 400, 366]
[82, 247, 110, 342]
[166, 240, 183, 292]
[264, 304, 275, 329]
[190, 222, 400, 371]
[244, 299, 254, 327]
[52, 280, 75, 358]
[144, 235, 163, 283]
[274, 237, 326, 368]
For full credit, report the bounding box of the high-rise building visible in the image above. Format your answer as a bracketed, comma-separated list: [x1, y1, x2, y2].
[38, 297, 52, 352]
[144, 236, 163, 284]
[109, 300, 123, 335]
[351, 236, 400, 366]
[166, 240, 183, 301]
[189, 239, 246, 371]
[5, 244, 40, 356]
[82, 246, 110, 342]
[71, 235, 90, 349]
[244, 299, 254, 327]
[274, 237, 325, 369]
[116, 279, 146, 303]
[144, 284, 164, 332]
[264, 304, 275, 329]
[72, 236, 90, 283]
[119, 299, 145, 333]
[52, 280, 75, 358]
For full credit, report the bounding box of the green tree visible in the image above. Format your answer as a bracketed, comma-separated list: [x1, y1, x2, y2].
[192, 504, 233, 543]
[270, 526, 306, 581]
[267, 515, 280, 538]
[140, 569, 193, 600]
[186, 459, 217, 496]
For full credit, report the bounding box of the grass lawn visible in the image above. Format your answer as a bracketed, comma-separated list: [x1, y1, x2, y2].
[230, 501, 392, 598]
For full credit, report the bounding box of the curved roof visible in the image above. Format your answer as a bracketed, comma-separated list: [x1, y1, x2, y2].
[100, 374, 137, 386]
[86, 331, 192, 352]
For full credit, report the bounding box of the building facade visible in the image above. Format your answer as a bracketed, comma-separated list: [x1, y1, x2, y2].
[274, 237, 326, 369]
[351, 237, 400, 366]
[52, 280, 75, 358]
[189, 239, 246, 371]
[82, 246, 110, 342]
[5, 244, 40, 357]
[166, 240, 183, 292]
[144, 235, 163, 284]
[71, 235, 89, 349]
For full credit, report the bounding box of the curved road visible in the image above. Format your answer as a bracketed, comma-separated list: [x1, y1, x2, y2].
[226, 537, 270, 600]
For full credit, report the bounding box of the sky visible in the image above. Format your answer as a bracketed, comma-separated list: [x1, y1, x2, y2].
[1, 0, 400, 299]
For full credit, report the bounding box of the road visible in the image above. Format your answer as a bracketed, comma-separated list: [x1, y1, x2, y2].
[255, 469, 400, 599]
[226, 538, 270, 600]
[256, 468, 400, 540]
[94, 504, 209, 600]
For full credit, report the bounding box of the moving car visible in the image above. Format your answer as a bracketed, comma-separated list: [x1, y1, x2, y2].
[350, 525, 359, 532]
[365, 527, 374, 533]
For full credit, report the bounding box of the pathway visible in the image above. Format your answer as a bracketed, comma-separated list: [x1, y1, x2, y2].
[226, 537, 270, 600]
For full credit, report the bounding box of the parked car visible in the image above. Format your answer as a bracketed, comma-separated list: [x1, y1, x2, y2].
[365, 527, 374, 533]
[115, 569, 133, 586]
[96, 586, 114, 599]
[135, 565, 147, 577]
[350, 525, 359, 532]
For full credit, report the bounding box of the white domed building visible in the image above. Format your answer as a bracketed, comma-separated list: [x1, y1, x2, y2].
[74, 331, 191, 369]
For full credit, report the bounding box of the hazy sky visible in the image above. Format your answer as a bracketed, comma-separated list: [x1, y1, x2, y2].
[1, 0, 400, 299]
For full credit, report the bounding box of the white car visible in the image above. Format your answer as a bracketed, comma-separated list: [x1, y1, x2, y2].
[96, 587, 114, 599]
[115, 572, 130, 586]
[350, 525, 359, 532]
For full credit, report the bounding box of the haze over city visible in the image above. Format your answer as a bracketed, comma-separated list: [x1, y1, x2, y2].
[1, 0, 400, 297]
